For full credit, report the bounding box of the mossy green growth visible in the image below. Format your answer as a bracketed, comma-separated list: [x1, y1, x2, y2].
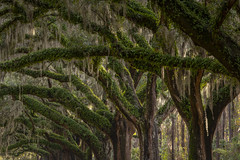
[131, 32, 151, 49]
[0, 84, 112, 135]
[126, 0, 159, 32]
[47, 132, 87, 159]
[22, 96, 106, 159]
[98, 66, 141, 118]
[117, 31, 134, 48]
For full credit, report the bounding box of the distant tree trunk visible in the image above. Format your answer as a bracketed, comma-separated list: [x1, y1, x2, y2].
[171, 115, 175, 160]
[177, 116, 179, 154]
[229, 102, 235, 139]
[215, 126, 220, 160]
[153, 123, 159, 159]
[181, 119, 185, 153]
[228, 104, 232, 140]
[222, 110, 226, 140]
[187, 130, 189, 158]
[159, 130, 162, 160]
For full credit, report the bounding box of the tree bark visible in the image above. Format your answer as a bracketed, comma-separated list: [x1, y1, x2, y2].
[138, 74, 159, 160]
[215, 126, 220, 160]
[181, 119, 185, 154]
[112, 112, 135, 160]
[188, 116, 214, 160]
[171, 115, 175, 160]
[222, 110, 226, 140]
[177, 116, 179, 154]
[229, 103, 233, 140]
[159, 130, 162, 160]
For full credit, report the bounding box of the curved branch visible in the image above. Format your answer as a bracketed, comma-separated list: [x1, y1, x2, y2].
[16, 116, 87, 159]
[156, 99, 175, 125]
[0, 84, 112, 135]
[0, 45, 230, 76]
[206, 84, 239, 134]
[156, 0, 240, 80]
[18, 69, 109, 111]
[21, 96, 106, 160]
[44, 132, 88, 159]
[81, 64, 141, 124]
[213, 0, 238, 30]
[107, 57, 142, 109]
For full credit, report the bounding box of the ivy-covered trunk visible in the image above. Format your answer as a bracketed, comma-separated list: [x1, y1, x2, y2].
[111, 112, 135, 160]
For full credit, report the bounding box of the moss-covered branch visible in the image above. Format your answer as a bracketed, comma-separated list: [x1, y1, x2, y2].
[213, 0, 238, 30]
[131, 32, 152, 49]
[0, 45, 231, 77]
[107, 57, 142, 109]
[0, 46, 108, 72]
[76, 62, 141, 125]
[156, 0, 240, 80]
[45, 132, 87, 159]
[125, 0, 159, 32]
[97, 66, 142, 119]
[0, 84, 112, 135]
[4, 138, 60, 153]
[21, 145, 50, 156]
[21, 96, 106, 160]
[18, 69, 109, 111]
[16, 116, 87, 159]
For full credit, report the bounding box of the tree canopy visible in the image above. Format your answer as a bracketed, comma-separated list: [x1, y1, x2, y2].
[0, 0, 240, 160]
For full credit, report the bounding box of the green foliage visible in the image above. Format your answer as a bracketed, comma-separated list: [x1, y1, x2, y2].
[213, 134, 240, 160]
[159, 131, 170, 160]
[131, 147, 140, 160]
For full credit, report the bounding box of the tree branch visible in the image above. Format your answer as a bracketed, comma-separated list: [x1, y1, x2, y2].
[18, 69, 109, 111]
[156, 99, 175, 125]
[107, 57, 142, 109]
[213, 0, 238, 30]
[0, 45, 230, 77]
[0, 84, 112, 135]
[21, 96, 106, 160]
[156, 0, 240, 80]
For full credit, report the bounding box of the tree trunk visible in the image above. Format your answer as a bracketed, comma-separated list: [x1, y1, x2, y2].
[171, 115, 175, 160]
[112, 112, 135, 160]
[188, 123, 213, 160]
[222, 110, 226, 140]
[177, 116, 179, 154]
[229, 103, 234, 140]
[138, 74, 159, 160]
[159, 130, 162, 160]
[215, 126, 220, 160]
[188, 70, 213, 160]
[181, 119, 185, 154]
[140, 120, 159, 160]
